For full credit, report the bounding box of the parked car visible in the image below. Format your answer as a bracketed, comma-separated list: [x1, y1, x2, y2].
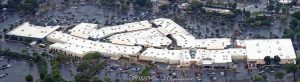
[110, 66, 118, 70]
[210, 76, 217, 80]
[258, 71, 265, 74]
[220, 72, 224, 76]
[0, 73, 8, 78]
[131, 67, 141, 72]
[0, 64, 11, 70]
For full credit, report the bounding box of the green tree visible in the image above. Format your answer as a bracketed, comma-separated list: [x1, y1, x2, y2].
[158, 4, 170, 11]
[168, 0, 177, 3]
[44, 74, 54, 82]
[41, 52, 49, 57]
[253, 75, 264, 82]
[115, 79, 120, 82]
[126, 80, 133, 82]
[104, 76, 111, 82]
[22, 49, 28, 54]
[274, 55, 281, 64]
[229, 3, 237, 9]
[0, 34, 3, 39]
[296, 56, 300, 65]
[285, 64, 298, 81]
[75, 73, 90, 82]
[133, 0, 153, 10]
[76, 61, 90, 72]
[0, 4, 3, 11]
[141, 67, 150, 76]
[92, 77, 103, 82]
[296, 32, 300, 39]
[34, 53, 48, 79]
[290, 18, 298, 30]
[244, 11, 251, 18]
[264, 56, 271, 65]
[28, 61, 34, 72]
[296, 26, 300, 33]
[25, 74, 33, 82]
[7, 0, 19, 9]
[21, 0, 39, 13]
[246, 16, 272, 26]
[275, 72, 285, 80]
[266, 4, 275, 11]
[283, 28, 294, 38]
[232, 9, 242, 15]
[51, 60, 63, 82]
[120, 4, 129, 13]
[282, 6, 289, 14]
[275, 4, 281, 13]
[292, 11, 300, 20]
[56, 52, 71, 63]
[186, 0, 203, 12]
[83, 52, 101, 61]
[100, 0, 118, 8]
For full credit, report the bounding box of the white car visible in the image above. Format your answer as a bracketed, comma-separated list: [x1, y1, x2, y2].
[258, 71, 265, 74]
[212, 77, 217, 80]
[197, 78, 202, 81]
[119, 68, 123, 71]
[6, 64, 11, 68]
[0, 73, 8, 78]
[172, 73, 176, 75]
[220, 72, 224, 76]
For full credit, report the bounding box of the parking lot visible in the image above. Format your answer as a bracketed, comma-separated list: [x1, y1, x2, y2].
[0, 57, 39, 82]
[85, 59, 296, 82]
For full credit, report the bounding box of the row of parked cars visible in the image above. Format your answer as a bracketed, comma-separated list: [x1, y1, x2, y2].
[108, 64, 142, 72]
[0, 58, 11, 78]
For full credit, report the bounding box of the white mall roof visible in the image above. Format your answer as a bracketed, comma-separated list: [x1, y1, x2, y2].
[45, 18, 297, 65]
[68, 23, 98, 38]
[195, 38, 231, 49]
[69, 21, 152, 39]
[108, 28, 172, 47]
[153, 18, 193, 36]
[140, 48, 234, 64]
[69, 23, 98, 32]
[7, 22, 60, 39]
[223, 48, 247, 58]
[244, 39, 296, 60]
[278, 0, 292, 4]
[135, 36, 172, 47]
[199, 49, 232, 64]
[49, 43, 95, 57]
[172, 35, 196, 48]
[180, 49, 202, 62]
[152, 18, 197, 48]
[109, 28, 163, 40]
[47, 31, 142, 57]
[140, 48, 182, 62]
[236, 40, 246, 47]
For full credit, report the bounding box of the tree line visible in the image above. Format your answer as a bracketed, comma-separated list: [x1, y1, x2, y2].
[284, 11, 300, 39]
[5, 0, 39, 14]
